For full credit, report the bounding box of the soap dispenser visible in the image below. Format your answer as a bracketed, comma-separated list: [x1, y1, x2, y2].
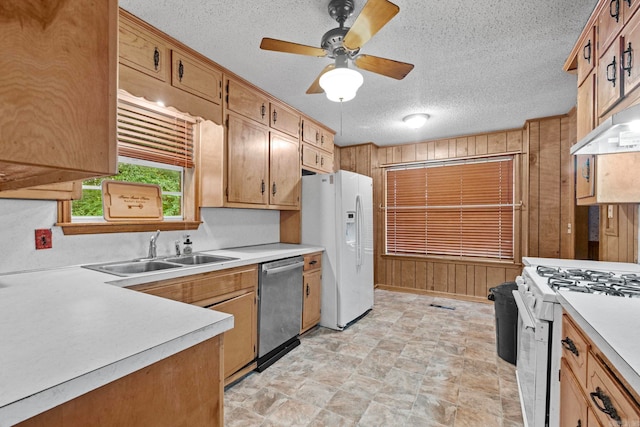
[183, 235, 193, 255]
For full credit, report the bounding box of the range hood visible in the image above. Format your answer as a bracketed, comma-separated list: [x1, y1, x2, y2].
[571, 103, 640, 155]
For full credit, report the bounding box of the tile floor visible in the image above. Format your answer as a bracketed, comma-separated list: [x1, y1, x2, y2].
[224, 289, 524, 426]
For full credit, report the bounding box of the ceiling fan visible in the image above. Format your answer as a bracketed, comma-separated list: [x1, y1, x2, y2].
[259, 0, 414, 102]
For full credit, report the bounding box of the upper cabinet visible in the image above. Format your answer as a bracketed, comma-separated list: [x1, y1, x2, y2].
[226, 79, 270, 125]
[118, 10, 223, 125]
[301, 118, 336, 174]
[0, 0, 118, 191]
[269, 102, 300, 138]
[566, 0, 640, 204]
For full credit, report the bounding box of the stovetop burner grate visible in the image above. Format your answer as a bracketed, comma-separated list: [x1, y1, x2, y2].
[538, 265, 640, 298]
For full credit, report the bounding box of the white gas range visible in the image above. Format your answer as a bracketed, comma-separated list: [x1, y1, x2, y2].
[514, 257, 640, 427]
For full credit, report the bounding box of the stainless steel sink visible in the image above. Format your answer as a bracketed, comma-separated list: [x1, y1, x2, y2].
[163, 254, 238, 265]
[82, 253, 238, 277]
[83, 259, 183, 277]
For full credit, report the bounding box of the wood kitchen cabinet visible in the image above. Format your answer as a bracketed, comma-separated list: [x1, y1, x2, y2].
[226, 78, 270, 125]
[575, 152, 640, 204]
[119, 10, 223, 125]
[560, 310, 640, 426]
[301, 252, 322, 333]
[130, 264, 259, 384]
[0, 0, 118, 191]
[301, 118, 336, 174]
[270, 101, 300, 138]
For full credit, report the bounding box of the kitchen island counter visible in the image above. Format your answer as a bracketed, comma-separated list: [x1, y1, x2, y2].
[0, 242, 322, 426]
[557, 291, 640, 399]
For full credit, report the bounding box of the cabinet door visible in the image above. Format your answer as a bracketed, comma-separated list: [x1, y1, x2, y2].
[562, 314, 590, 388]
[587, 351, 640, 427]
[302, 144, 322, 170]
[302, 119, 322, 146]
[622, 12, 640, 96]
[560, 360, 589, 427]
[577, 72, 596, 141]
[269, 131, 300, 208]
[598, 40, 622, 116]
[226, 78, 269, 125]
[227, 113, 269, 205]
[320, 131, 335, 154]
[171, 50, 222, 104]
[211, 291, 257, 379]
[599, 0, 625, 54]
[576, 155, 595, 199]
[624, 0, 640, 24]
[577, 26, 596, 86]
[119, 21, 167, 82]
[270, 102, 300, 138]
[301, 269, 322, 333]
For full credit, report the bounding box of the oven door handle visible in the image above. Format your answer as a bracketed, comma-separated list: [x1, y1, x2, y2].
[512, 290, 536, 330]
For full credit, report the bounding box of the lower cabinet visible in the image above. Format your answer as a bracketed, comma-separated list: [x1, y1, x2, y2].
[131, 264, 258, 383]
[209, 291, 257, 379]
[560, 310, 640, 426]
[16, 336, 223, 427]
[301, 252, 322, 333]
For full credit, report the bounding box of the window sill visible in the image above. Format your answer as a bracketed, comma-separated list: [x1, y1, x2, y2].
[382, 253, 519, 267]
[57, 221, 201, 235]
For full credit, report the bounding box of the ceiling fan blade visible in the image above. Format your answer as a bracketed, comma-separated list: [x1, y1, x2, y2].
[260, 38, 327, 57]
[306, 64, 336, 94]
[342, 0, 399, 51]
[354, 54, 414, 80]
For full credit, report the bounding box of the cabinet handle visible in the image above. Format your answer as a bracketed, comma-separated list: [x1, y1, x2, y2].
[590, 387, 622, 426]
[576, 420, 582, 427]
[561, 337, 579, 356]
[606, 56, 617, 87]
[309, 260, 318, 265]
[583, 39, 592, 64]
[261, 179, 265, 194]
[321, 156, 325, 166]
[153, 47, 160, 71]
[625, 0, 631, 6]
[315, 154, 319, 164]
[623, 42, 633, 77]
[272, 182, 277, 196]
[610, 0, 620, 22]
[315, 131, 319, 143]
[321, 134, 324, 145]
[261, 103, 266, 119]
[178, 60, 184, 82]
[306, 283, 310, 296]
[581, 158, 591, 182]
[272, 110, 278, 123]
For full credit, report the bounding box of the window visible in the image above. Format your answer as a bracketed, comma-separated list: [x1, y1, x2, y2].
[385, 157, 514, 260]
[57, 90, 201, 234]
[71, 157, 184, 221]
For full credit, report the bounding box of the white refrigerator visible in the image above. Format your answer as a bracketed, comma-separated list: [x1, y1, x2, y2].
[301, 170, 374, 330]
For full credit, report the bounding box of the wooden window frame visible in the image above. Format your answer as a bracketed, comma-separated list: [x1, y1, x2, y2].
[56, 91, 201, 235]
[384, 156, 516, 261]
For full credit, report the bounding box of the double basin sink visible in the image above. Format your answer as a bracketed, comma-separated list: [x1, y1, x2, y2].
[83, 253, 238, 277]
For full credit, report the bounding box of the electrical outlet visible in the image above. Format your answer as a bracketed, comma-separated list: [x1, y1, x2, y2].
[35, 229, 52, 250]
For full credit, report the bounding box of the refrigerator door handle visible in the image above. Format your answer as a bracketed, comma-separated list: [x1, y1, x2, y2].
[355, 195, 362, 267]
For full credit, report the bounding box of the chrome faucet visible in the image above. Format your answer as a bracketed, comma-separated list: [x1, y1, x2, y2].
[148, 230, 160, 259]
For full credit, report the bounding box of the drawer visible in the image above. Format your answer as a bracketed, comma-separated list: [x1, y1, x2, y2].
[562, 313, 590, 388]
[304, 252, 322, 271]
[130, 281, 185, 302]
[587, 351, 640, 427]
[185, 265, 258, 305]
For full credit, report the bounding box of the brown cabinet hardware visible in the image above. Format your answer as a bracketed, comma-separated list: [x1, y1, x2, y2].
[623, 42, 633, 76]
[153, 47, 160, 70]
[607, 56, 618, 86]
[178, 59, 184, 81]
[583, 39, 592, 64]
[590, 387, 622, 426]
[611, 0, 621, 22]
[562, 337, 580, 356]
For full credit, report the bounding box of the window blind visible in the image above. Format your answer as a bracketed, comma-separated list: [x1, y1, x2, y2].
[386, 158, 514, 259]
[117, 96, 196, 168]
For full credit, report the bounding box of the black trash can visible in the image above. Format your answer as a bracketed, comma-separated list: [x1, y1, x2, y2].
[488, 282, 518, 365]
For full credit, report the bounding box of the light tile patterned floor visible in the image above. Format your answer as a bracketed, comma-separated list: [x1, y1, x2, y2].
[224, 289, 524, 427]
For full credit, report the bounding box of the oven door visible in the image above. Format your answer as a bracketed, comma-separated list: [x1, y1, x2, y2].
[513, 290, 551, 427]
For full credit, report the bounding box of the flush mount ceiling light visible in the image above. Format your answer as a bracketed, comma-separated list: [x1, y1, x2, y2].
[319, 66, 364, 102]
[403, 113, 430, 129]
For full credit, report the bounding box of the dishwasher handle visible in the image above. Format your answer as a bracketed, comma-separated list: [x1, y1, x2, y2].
[263, 261, 304, 275]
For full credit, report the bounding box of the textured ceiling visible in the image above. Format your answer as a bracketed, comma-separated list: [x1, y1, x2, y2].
[118, 0, 598, 147]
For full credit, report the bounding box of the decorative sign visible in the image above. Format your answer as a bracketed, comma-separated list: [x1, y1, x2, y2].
[102, 181, 163, 221]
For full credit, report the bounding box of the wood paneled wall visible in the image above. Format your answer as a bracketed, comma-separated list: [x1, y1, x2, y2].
[337, 114, 581, 303]
[599, 204, 639, 262]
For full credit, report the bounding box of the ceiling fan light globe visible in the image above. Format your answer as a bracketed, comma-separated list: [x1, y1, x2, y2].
[319, 67, 363, 102]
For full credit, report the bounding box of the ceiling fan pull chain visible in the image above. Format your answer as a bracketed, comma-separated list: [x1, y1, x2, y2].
[340, 100, 343, 136]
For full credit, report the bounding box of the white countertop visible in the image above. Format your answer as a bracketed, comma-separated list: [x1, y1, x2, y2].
[557, 291, 640, 397]
[0, 243, 323, 426]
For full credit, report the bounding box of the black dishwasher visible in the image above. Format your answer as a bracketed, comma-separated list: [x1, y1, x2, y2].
[256, 256, 304, 372]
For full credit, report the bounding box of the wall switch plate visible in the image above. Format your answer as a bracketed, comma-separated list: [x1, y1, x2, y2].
[35, 229, 52, 250]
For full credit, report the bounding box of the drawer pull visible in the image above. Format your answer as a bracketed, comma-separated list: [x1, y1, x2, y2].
[309, 260, 318, 265]
[590, 387, 622, 426]
[306, 283, 310, 296]
[561, 337, 579, 357]
[153, 47, 160, 70]
[583, 39, 592, 64]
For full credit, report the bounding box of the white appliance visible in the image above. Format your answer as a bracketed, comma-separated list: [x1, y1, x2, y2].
[301, 170, 374, 330]
[515, 257, 640, 427]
